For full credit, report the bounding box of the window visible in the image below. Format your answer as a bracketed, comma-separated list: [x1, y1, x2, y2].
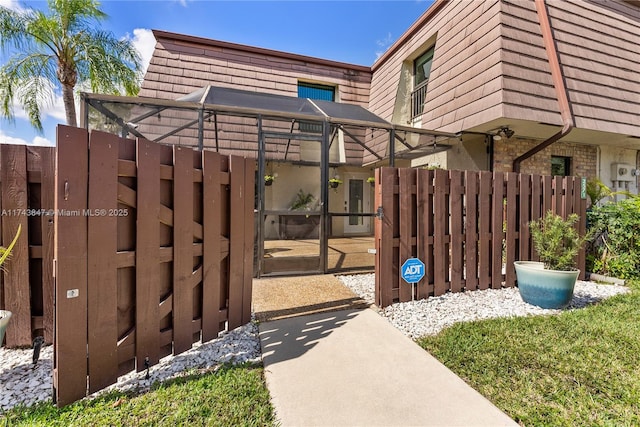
[298, 82, 335, 133]
[411, 47, 434, 120]
[298, 82, 335, 101]
[551, 156, 571, 176]
[414, 48, 434, 87]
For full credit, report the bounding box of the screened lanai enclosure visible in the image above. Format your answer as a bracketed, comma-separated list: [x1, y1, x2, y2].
[81, 86, 455, 276]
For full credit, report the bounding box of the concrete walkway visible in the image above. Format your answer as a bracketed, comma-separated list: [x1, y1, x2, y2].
[259, 308, 517, 427]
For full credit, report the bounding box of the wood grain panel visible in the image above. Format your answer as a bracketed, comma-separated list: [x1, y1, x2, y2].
[491, 172, 504, 289]
[228, 156, 245, 329]
[1, 145, 30, 347]
[450, 170, 464, 293]
[135, 138, 161, 368]
[54, 125, 89, 406]
[241, 158, 255, 324]
[505, 173, 518, 287]
[433, 169, 447, 296]
[398, 168, 414, 302]
[201, 150, 222, 341]
[87, 131, 119, 393]
[464, 171, 478, 291]
[37, 147, 56, 343]
[172, 146, 194, 355]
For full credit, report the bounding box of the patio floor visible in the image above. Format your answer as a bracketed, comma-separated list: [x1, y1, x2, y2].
[261, 236, 375, 275]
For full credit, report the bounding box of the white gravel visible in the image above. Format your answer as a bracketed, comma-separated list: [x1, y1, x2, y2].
[0, 319, 261, 412]
[0, 274, 630, 412]
[338, 273, 629, 338]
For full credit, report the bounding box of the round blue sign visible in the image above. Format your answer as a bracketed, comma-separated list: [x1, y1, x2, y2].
[401, 258, 425, 283]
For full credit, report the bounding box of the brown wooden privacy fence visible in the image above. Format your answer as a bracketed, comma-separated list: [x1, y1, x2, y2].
[0, 144, 55, 348]
[53, 126, 254, 406]
[374, 167, 586, 308]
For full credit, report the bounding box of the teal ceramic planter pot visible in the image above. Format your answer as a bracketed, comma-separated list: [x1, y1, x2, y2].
[0, 310, 11, 347]
[514, 261, 579, 309]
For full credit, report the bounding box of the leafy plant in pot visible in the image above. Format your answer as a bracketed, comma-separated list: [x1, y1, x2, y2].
[514, 211, 587, 309]
[0, 225, 21, 347]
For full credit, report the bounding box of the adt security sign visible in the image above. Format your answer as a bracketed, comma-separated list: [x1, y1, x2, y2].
[401, 258, 425, 284]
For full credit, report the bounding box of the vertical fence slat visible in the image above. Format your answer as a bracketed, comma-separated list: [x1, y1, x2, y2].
[478, 171, 492, 290]
[433, 169, 447, 295]
[464, 171, 478, 291]
[378, 168, 395, 307]
[242, 157, 255, 324]
[577, 178, 587, 279]
[519, 174, 531, 261]
[553, 176, 563, 215]
[530, 175, 542, 262]
[202, 151, 221, 342]
[398, 168, 414, 302]
[54, 125, 89, 406]
[87, 131, 119, 393]
[173, 146, 193, 355]
[491, 172, 504, 289]
[135, 138, 161, 368]
[542, 175, 553, 215]
[505, 173, 518, 287]
[39, 147, 56, 343]
[228, 155, 246, 329]
[563, 177, 573, 218]
[374, 168, 382, 306]
[450, 170, 463, 293]
[1, 144, 30, 347]
[416, 169, 431, 299]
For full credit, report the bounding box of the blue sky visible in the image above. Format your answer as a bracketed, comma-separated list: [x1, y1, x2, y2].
[0, 0, 432, 146]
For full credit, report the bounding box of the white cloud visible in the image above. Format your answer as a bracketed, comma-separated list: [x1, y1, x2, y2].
[0, 0, 24, 12]
[129, 28, 156, 75]
[375, 32, 394, 60]
[32, 135, 54, 146]
[0, 128, 54, 146]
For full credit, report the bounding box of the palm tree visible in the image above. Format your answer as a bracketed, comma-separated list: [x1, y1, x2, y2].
[0, 0, 141, 131]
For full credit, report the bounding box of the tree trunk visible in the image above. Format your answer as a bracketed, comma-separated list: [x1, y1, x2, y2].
[61, 83, 77, 127]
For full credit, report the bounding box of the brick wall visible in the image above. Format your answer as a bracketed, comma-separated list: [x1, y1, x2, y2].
[493, 137, 597, 178]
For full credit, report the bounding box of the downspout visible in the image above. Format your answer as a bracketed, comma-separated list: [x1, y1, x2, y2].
[513, 0, 574, 173]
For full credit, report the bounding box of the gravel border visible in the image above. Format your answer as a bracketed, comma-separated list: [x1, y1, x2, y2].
[1, 274, 630, 412]
[338, 273, 630, 338]
[0, 319, 261, 412]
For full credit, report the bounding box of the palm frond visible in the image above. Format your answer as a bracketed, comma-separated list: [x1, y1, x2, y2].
[1, 53, 57, 131]
[0, 224, 22, 269]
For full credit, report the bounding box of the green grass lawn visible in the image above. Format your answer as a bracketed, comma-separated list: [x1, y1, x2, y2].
[0, 364, 276, 427]
[419, 280, 640, 426]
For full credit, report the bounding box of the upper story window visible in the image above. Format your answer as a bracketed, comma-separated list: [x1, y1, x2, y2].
[298, 82, 335, 101]
[298, 82, 335, 133]
[411, 47, 434, 121]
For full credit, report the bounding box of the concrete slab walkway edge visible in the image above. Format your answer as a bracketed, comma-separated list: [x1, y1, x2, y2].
[259, 308, 517, 426]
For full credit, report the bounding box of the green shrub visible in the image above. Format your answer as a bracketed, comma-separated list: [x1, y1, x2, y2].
[587, 196, 640, 279]
[529, 211, 586, 271]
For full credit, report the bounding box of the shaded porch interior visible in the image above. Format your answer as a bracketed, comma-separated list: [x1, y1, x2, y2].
[81, 85, 456, 276]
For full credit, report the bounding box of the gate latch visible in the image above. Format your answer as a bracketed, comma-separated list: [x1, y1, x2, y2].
[375, 206, 384, 220]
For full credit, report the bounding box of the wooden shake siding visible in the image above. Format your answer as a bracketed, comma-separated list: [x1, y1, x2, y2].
[500, 0, 559, 125]
[548, 0, 640, 136]
[140, 32, 372, 164]
[367, 0, 504, 164]
[501, 0, 640, 137]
